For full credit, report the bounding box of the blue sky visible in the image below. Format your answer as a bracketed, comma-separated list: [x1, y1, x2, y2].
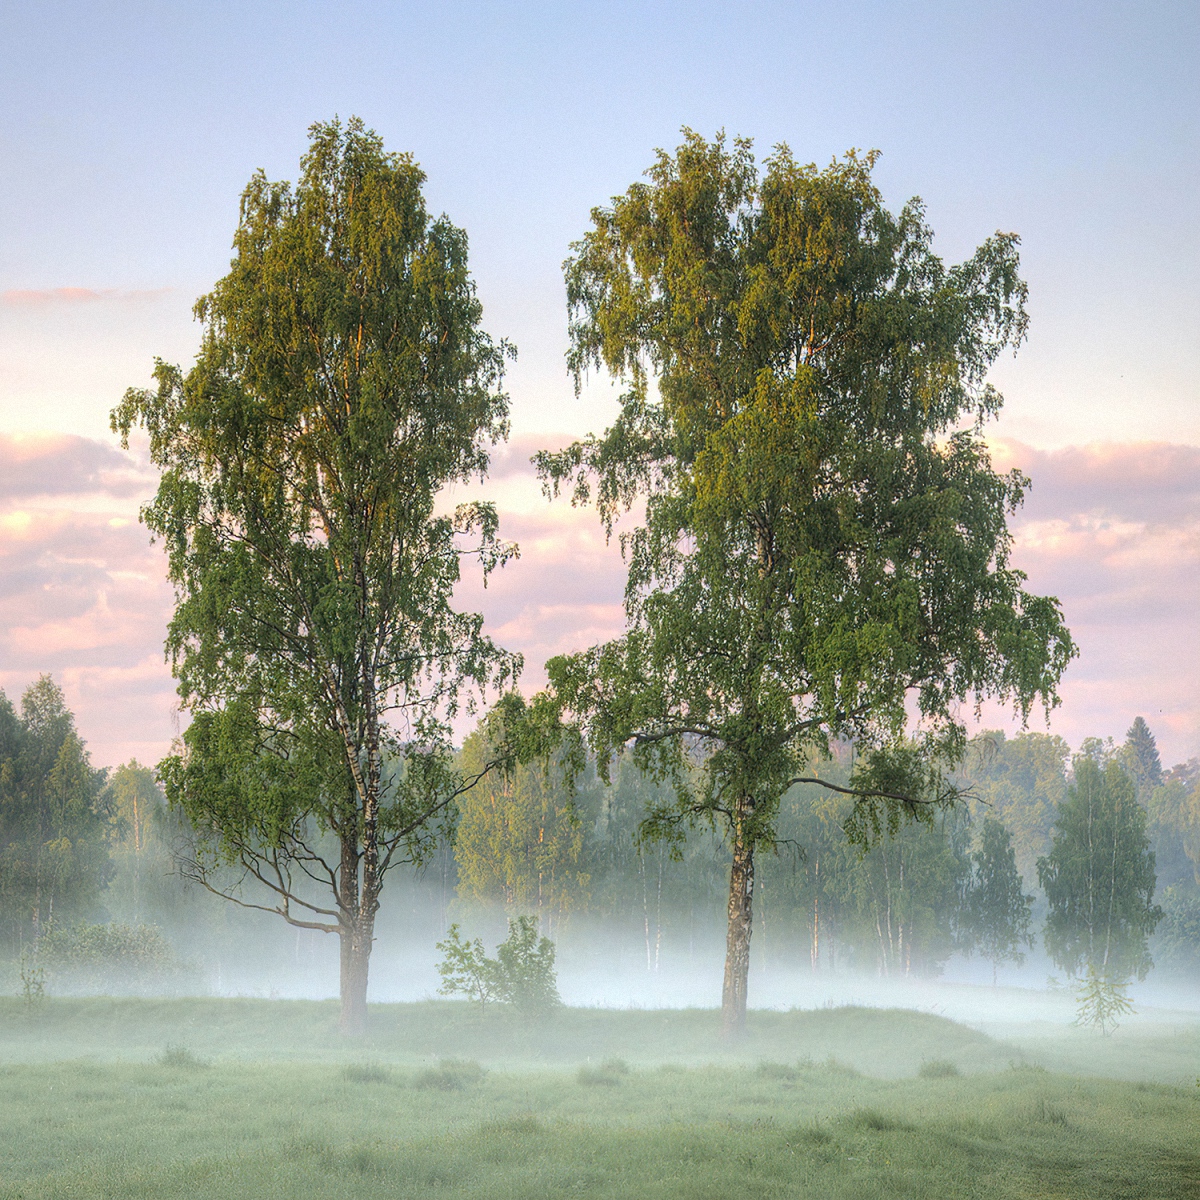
[0, 0, 1197, 765]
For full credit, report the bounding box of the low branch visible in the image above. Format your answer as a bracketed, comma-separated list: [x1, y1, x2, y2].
[175, 856, 340, 934]
[784, 776, 944, 806]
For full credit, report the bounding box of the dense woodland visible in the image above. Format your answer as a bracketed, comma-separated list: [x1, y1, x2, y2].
[0, 676, 1193, 996]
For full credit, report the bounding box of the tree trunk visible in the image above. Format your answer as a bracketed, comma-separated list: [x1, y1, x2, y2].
[721, 797, 755, 1039]
[338, 830, 372, 1036]
[339, 916, 373, 1036]
[810, 856, 820, 972]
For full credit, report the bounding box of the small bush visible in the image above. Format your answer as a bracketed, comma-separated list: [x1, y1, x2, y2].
[1032, 1097, 1068, 1126]
[790, 1122, 832, 1146]
[844, 1108, 911, 1132]
[757, 1061, 799, 1082]
[414, 1059, 486, 1091]
[342, 1063, 393, 1084]
[577, 1060, 628, 1087]
[919, 1059, 960, 1079]
[817, 1056, 862, 1078]
[18, 953, 46, 1010]
[39, 923, 193, 995]
[437, 917, 560, 1016]
[160, 1044, 208, 1069]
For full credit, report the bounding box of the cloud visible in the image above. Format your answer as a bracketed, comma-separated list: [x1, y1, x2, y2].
[992, 438, 1200, 526]
[0, 434, 174, 767]
[0, 433, 155, 500]
[0, 287, 173, 308]
[2, 430, 1195, 771]
[982, 439, 1200, 763]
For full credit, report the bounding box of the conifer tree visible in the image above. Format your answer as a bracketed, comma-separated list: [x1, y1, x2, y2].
[961, 816, 1033, 984]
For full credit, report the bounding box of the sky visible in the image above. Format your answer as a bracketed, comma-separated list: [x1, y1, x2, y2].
[0, 0, 1197, 768]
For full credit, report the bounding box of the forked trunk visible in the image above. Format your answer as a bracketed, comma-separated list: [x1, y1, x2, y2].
[721, 796, 755, 1039]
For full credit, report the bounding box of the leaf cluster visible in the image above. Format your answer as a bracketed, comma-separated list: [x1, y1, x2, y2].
[537, 130, 1074, 856]
[436, 916, 560, 1015]
[109, 119, 522, 930]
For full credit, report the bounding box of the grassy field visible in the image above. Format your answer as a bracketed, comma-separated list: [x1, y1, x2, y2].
[1, 999, 1198, 1198]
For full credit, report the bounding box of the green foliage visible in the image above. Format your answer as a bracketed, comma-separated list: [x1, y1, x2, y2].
[536, 130, 1073, 1025]
[435, 925, 504, 1011]
[454, 728, 590, 921]
[159, 1044, 209, 1069]
[37, 922, 187, 993]
[577, 1058, 630, 1086]
[542, 129, 1071, 831]
[1147, 761, 1200, 896]
[960, 730, 1069, 885]
[1039, 757, 1162, 983]
[0, 678, 111, 950]
[821, 802, 971, 977]
[110, 117, 518, 1028]
[1073, 966, 1135, 1036]
[1154, 886, 1200, 973]
[436, 916, 560, 1015]
[18, 949, 45, 1009]
[961, 817, 1033, 980]
[1122, 717, 1163, 799]
[918, 1059, 960, 1079]
[494, 915, 561, 1014]
[341, 1062, 393, 1084]
[413, 1059, 486, 1091]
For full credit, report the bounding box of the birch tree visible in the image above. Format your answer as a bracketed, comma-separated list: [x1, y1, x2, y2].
[539, 131, 1074, 1035]
[113, 118, 519, 1033]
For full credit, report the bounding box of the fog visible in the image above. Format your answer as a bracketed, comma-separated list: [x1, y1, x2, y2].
[106, 873, 1199, 1039]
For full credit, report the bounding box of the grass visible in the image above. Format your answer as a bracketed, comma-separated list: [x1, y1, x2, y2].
[0, 998, 1198, 1197]
[0, 1055, 1197, 1197]
[1, 996, 1020, 1072]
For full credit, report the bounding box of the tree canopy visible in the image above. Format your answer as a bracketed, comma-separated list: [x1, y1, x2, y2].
[112, 117, 519, 1033]
[1039, 756, 1162, 984]
[538, 131, 1075, 1033]
[0, 678, 110, 950]
[961, 816, 1033, 984]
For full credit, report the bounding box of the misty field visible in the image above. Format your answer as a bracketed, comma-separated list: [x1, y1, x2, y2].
[2, 1000, 1199, 1198]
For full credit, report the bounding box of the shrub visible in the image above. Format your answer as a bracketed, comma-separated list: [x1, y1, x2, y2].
[918, 1059, 960, 1079]
[160, 1044, 208, 1069]
[436, 916, 560, 1016]
[577, 1061, 627, 1087]
[757, 1061, 799, 1082]
[413, 1059, 486, 1091]
[1032, 1097, 1068, 1126]
[845, 1108, 911, 1132]
[342, 1063, 393, 1084]
[1074, 967, 1135, 1035]
[38, 923, 192, 995]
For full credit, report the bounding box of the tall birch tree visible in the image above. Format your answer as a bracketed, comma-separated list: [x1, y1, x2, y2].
[113, 118, 519, 1033]
[539, 132, 1075, 1035]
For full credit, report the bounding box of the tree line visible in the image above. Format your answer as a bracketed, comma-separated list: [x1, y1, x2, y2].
[1, 675, 1189, 1027]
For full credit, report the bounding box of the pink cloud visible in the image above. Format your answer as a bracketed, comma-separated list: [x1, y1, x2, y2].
[982, 439, 1200, 763]
[993, 439, 1200, 525]
[2, 430, 1195, 772]
[0, 432, 155, 499]
[0, 287, 173, 308]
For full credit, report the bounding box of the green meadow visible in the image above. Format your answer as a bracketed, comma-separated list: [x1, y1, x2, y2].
[1, 998, 1198, 1199]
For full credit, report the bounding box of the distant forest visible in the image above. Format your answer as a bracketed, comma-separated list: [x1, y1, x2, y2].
[1, 675, 1194, 994]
